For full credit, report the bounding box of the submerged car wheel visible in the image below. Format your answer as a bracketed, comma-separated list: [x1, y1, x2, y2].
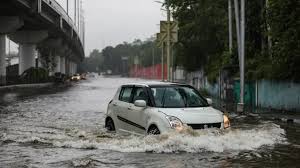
[105, 118, 115, 131]
[147, 125, 160, 135]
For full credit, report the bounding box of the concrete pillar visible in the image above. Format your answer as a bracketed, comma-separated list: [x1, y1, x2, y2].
[70, 61, 73, 75]
[9, 30, 48, 75]
[65, 58, 70, 76]
[71, 62, 74, 75]
[70, 61, 74, 75]
[69, 61, 72, 75]
[73, 62, 76, 74]
[37, 51, 44, 68]
[19, 44, 36, 75]
[60, 56, 66, 74]
[54, 55, 61, 73]
[74, 63, 77, 73]
[0, 17, 24, 84]
[0, 35, 6, 85]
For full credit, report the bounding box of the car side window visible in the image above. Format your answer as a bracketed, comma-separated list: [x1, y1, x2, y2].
[132, 87, 148, 104]
[119, 87, 133, 103]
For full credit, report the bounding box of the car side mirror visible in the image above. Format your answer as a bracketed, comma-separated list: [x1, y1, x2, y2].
[206, 98, 213, 105]
[134, 100, 147, 108]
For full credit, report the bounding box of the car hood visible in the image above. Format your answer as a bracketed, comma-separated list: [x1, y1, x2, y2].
[158, 107, 223, 124]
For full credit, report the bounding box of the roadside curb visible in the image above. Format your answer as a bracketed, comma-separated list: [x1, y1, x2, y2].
[271, 117, 300, 124]
[0, 83, 54, 91]
[257, 113, 300, 124]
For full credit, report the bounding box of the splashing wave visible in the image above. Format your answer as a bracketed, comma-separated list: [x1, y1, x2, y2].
[54, 122, 287, 153]
[1, 122, 286, 153]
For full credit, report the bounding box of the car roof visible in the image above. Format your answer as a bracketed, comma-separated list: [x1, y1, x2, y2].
[122, 81, 188, 87]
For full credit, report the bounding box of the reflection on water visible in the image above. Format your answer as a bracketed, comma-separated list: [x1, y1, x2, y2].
[0, 77, 299, 168]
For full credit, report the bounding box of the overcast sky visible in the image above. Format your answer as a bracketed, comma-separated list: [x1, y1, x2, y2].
[82, 0, 164, 55]
[6, 0, 165, 56]
[56, 0, 165, 55]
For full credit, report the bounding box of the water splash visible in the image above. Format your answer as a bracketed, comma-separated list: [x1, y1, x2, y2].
[51, 122, 286, 153]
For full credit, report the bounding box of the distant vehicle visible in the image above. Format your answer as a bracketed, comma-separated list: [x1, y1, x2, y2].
[107, 70, 112, 75]
[80, 73, 87, 80]
[54, 72, 66, 83]
[87, 73, 96, 78]
[105, 82, 230, 135]
[71, 74, 81, 81]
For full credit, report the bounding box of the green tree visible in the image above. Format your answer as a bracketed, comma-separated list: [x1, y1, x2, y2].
[267, 0, 300, 81]
[168, 0, 300, 82]
[169, 0, 229, 81]
[79, 49, 103, 73]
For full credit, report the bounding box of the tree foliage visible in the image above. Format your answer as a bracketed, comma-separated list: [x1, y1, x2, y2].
[267, 0, 300, 81]
[79, 49, 103, 73]
[80, 39, 161, 74]
[168, 0, 300, 82]
[170, 0, 228, 71]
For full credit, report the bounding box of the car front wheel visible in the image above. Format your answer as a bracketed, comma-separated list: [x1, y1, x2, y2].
[105, 118, 115, 131]
[147, 125, 160, 135]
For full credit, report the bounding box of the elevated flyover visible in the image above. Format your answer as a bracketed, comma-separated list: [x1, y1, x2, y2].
[0, 0, 85, 84]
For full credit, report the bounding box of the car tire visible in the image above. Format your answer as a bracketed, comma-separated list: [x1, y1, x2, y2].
[147, 125, 160, 135]
[105, 118, 115, 131]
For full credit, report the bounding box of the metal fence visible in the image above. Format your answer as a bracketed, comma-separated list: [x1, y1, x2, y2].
[175, 69, 300, 112]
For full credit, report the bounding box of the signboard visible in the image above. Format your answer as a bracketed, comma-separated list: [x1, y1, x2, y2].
[156, 33, 166, 48]
[160, 21, 178, 33]
[159, 21, 178, 43]
[121, 56, 128, 61]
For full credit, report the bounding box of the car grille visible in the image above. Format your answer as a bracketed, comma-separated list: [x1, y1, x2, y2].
[187, 123, 221, 129]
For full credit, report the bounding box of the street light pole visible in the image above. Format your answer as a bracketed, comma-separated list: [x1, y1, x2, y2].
[234, 0, 245, 113]
[228, 0, 233, 53]
[240, 0, 245, 106]
[166, 0, 171, 81]
[75, 0, 77, 26]
[152, 46, 155, 79]
[162, 43, 164, 81]
[234, 0, 241, 62]
[67, 0, 69, 15]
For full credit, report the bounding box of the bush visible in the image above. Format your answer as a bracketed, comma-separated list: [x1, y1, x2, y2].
[19, 67, 49, 83]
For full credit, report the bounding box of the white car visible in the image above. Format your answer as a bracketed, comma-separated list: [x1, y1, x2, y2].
[71, 74, 81, 81]
[105, 82, 230, 135]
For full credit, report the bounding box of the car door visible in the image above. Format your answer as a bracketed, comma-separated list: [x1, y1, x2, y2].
[126, 86, 150, 134]
[114, 86, 134, 132]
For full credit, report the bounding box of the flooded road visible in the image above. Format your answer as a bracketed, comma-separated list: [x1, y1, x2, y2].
[0, 77, 299, 168]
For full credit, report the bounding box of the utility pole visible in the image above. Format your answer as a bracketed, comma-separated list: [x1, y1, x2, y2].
[161, 43, 164, 81]
[228, 0, 233, 53]
[67, 0, 69, 15]
[78, 0, 80, 29]
[240, 0, 245, 108]
[166, 0, 171, 81]
[152, 46, 155, 79]
[74, 0, 77, 26]
[234, 0, 245, 112]
[78, 0, 81, 30]
[171, 43, 174, 82]
[234, 0, 241, 61]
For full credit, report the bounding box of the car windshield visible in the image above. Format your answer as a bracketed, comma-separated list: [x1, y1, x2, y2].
[150, 86, 209, 108]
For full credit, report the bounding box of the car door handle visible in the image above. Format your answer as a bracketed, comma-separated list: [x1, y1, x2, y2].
[112, 103, 117, 106]
[127, 107, 132, 110]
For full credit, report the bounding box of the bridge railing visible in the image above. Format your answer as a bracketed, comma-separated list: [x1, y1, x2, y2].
[42, 0, 84, 45]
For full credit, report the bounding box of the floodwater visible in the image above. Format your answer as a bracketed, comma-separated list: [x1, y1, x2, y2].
[0, 77, 299, 168]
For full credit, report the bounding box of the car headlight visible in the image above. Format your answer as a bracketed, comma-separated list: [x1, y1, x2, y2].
[166, 116, 183, 131]
[223, 115, 230, 129]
